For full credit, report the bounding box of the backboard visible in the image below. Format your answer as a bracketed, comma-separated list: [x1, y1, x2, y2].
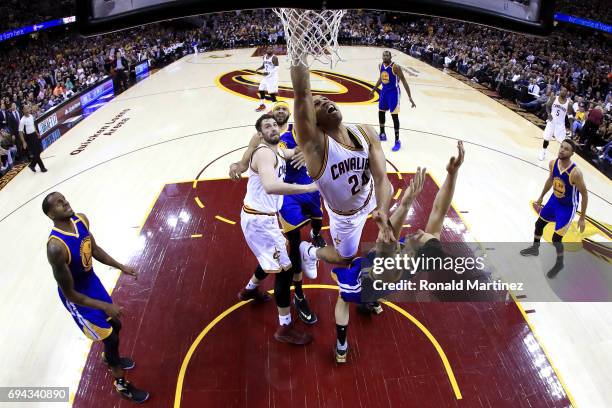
[76, 0, 555, 36]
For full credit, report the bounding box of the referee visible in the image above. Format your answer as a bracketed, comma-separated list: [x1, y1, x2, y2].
[19, 105, 47, 173]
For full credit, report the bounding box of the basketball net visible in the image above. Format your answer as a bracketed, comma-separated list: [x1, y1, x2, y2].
[273, 8, 346, 68]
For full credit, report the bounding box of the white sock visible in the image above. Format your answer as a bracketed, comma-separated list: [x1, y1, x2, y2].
[245, 280, 258, 290]
[279, 313, 291, 326]
[336, 339, 348, 351]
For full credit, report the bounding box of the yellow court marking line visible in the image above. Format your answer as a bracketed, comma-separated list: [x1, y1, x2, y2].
[510, 293, 579, 407]
[396, 171, 402, 180]
[382, 301, 462, 400]
[321, 225, 330, 230]
[173, 284, 461, 407]
[215, 215, 236, 225]
[394, 188, 403, 200]
[191, 234, 202, 238]
[194, 197, 205, 208]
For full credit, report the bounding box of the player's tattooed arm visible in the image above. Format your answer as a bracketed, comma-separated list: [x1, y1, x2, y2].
[47, 239, 121, 317]
[78, 213, 138, 279]
[571, 168, 588, 232]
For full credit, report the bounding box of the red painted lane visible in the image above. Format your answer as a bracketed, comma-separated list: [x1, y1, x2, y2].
[72, 175, 571, 408]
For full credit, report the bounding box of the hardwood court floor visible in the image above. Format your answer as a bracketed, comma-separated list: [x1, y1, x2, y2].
[73, 176, 571, 408]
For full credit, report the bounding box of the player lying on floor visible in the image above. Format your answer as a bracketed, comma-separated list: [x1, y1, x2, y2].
[331, 141, 465, 363]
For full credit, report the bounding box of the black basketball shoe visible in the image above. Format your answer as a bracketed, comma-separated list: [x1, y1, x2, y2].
[114, 379, 149, 403]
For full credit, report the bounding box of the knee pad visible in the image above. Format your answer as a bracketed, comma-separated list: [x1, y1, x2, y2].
[534, 218, 548, 236]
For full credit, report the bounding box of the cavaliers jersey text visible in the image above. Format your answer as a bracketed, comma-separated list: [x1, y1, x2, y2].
[313, 124, 372, 215]
[244, 144, 286, 213]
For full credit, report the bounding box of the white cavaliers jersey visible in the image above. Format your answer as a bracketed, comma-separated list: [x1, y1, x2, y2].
[263, 54, 276, 76]
[551, 96, 569, 127]
[243, 144, 286, 213]
[313, 124, 373, 215]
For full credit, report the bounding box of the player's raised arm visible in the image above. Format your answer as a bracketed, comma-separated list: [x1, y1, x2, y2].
[291, 63, 322, 151]
[389, 167, 426, 239]
[424, 141, 465, 237]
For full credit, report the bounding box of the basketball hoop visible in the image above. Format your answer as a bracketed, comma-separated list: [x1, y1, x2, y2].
[273, 8, 346, 68]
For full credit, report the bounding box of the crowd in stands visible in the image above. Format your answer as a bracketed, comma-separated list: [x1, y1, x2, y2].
[555, 0, 611, 24]
[1, 8, 610, 176]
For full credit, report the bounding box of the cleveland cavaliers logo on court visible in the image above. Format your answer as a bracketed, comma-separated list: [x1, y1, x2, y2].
[216, 69, 378, 104]
[80, 237, 93, 271]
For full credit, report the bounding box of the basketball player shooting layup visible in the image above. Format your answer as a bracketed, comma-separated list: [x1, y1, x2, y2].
[539, 87, 573, 161]
[43, 192, 149, 403]
[288, 34, 395, 279]
[238, 114, 318, 344]
[332, 141, 464, 363]
[369, 50, 416, 152]
[255, 46, 279, 112]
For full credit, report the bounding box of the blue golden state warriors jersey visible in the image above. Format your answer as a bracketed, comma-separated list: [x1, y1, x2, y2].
[49, 215, 112, 301]
[49, 214, 114, 341]
[380, 62, 399, 92]
[551, 159, 579, 208]
[279, 124, 313, 185]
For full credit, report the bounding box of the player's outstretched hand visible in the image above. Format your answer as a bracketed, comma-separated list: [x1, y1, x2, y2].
[446, 141, 465, 175]
[373, 210, 396, 244]
[404, 166, 426, 203]
[290, 150, 307, 169]
[229, 163, 242, 181]
[533, 198, 543, 213]
[578, 216, 586, 233]
[105, 303, 123, 320]
[121, 265, 138, 280]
